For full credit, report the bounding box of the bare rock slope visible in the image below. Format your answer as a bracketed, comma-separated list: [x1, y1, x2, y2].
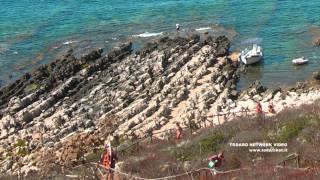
[0, 35, 240, 176]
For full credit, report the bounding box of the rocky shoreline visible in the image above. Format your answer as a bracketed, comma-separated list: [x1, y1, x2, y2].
[0, 34, 320, 177]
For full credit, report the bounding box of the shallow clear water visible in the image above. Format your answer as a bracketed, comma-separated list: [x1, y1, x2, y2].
[1, 0, 320, 88]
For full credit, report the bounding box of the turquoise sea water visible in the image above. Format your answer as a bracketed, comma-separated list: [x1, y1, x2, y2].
[1, 0, 320, 88]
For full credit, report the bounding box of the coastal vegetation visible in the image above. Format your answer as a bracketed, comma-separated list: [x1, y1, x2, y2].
[2, 101, 316, 179]
[113, 102, 320, 179]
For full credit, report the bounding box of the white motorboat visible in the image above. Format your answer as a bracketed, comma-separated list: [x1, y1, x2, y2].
[239, 44, 263, 65]
[292, 57, 308, 65]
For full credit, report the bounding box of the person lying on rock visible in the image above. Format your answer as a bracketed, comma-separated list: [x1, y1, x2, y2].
[100, 143, 118, 180]
[175, 122, 183, 140]
[208, 151, 225, 175]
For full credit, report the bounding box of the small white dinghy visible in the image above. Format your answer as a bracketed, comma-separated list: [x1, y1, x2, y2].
[239, 44, 263, 65]
[292, 57, 308, 65]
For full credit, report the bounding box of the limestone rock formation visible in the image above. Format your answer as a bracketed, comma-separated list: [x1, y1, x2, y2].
[0, 34, 239, 176]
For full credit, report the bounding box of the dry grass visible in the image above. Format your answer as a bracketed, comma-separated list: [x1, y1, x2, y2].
[117, 101, 320, 179]
[16, 102, 320, 179]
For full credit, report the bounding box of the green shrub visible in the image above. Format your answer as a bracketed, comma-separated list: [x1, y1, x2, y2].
[172, 142, 198, 162]
[13, 139, 29, 157]
[17, 147, 28, 156]
[15, 139, 27, 147]
[199, 132, 225, 154]
[170, 132, 227, 162]
[24, 83, 40, 94]
[273, 118, 307, 142]
[81, 63, 90, 70]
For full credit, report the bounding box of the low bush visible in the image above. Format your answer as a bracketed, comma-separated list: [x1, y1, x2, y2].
[199, 132, 226, 154]
[171, 140, 198, 162]
[273, 117, 307, 142]
[15, 139, 27, 147]
[24, 83, 40, 94]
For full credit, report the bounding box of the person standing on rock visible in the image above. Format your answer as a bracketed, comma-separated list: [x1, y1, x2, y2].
[256, 102, 262, 114]
[100, 143, 118, 180]
[176, 24, 180, 34]
[256, 102, 264, 125]
[175, 122, 183, 140]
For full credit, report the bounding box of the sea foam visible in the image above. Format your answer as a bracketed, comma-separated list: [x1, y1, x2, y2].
[133, 32, 163, 38]
[195, 27, 212, 31]
[63, 40, 76, 45]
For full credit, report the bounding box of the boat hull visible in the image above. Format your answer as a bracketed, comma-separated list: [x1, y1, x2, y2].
[292, 61, 308, 65]
[240, 55, 262, 65]
[292, 58, 308, 65]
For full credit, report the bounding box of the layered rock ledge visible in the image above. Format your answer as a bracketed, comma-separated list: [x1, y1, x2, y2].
[0, 35, 239, 176]
[1, 33, 320, 177]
